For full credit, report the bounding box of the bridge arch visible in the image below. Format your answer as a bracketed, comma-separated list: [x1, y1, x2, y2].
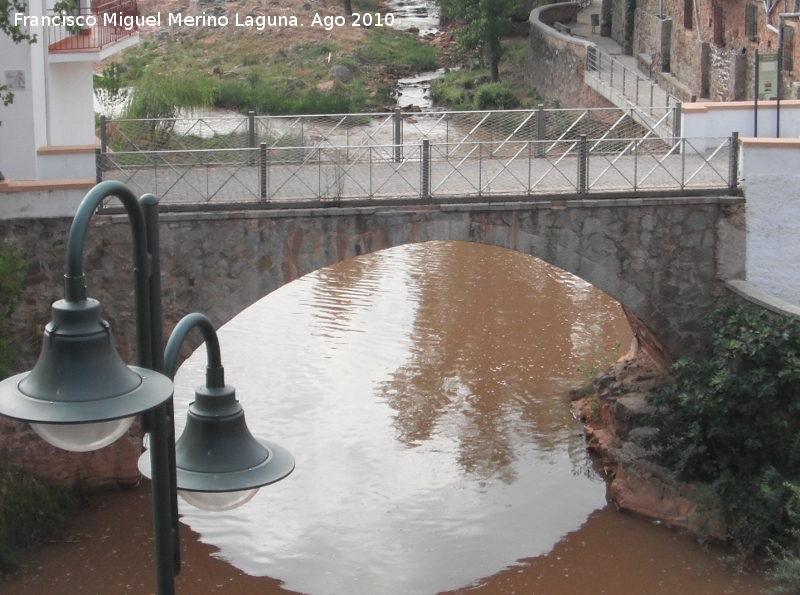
[145, 197, 742, 367]
[0, 195, 742, 488]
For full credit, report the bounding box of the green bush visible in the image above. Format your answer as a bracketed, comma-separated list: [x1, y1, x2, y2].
[0, 469, 76, 572]
[0, 243, 25, 380]
[430, 69, 491, 111]
[473, 82, 521, 110]
[646, 304, 800, 557]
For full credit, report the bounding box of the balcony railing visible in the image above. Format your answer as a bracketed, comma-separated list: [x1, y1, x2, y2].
[48, 0, 138, 53]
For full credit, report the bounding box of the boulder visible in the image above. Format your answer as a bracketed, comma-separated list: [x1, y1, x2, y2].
[329, 65, 354, 84]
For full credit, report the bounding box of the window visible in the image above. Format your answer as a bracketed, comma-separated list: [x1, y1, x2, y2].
[684, 0, 693, 30]
[745, 3, 758, 42]
[713, 4, 726, 46]
[781, 24, 795, 71]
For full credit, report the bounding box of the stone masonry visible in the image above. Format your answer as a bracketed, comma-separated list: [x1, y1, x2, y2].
[0, 196, 744, 486]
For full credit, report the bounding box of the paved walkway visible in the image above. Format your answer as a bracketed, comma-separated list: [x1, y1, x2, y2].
[562, 2, 679, 130]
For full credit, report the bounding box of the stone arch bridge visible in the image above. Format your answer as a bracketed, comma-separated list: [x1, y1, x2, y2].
[6, 193, 744, 380]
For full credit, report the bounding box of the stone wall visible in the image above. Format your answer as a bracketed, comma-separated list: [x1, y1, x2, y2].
[610, 0, 633, 54]
[0, 197, 744, 486]
[634, 0, 800, 102]
[634, 10, 672, 74]
[527, 4, 616, 108]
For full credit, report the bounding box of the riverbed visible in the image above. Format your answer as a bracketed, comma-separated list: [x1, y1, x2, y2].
[2, 242, 772, 594]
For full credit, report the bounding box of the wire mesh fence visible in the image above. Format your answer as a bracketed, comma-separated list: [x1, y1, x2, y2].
[99, 134, 736, 208]
[100, 106, 681, 156]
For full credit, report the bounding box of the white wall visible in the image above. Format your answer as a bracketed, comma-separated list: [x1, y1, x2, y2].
[36, 151, 96, 179]
[739, 138, 800, 306]
[46, 62, 96, 147]
[0, 186, 88, 218]
[0, 35, 38, 179]
[683, 100, 800, 140]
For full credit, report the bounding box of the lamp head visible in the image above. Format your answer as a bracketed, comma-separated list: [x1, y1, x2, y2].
[139, 382, 294, 510]
[0, 298, 173, 450]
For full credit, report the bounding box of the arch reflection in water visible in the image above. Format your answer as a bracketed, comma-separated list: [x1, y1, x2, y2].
[172, 241, 632, 595]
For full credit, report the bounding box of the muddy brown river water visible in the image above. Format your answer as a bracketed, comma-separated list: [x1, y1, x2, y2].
[3, 242, 772, 594]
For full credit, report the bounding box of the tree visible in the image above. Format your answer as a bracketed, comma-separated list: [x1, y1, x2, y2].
[1, 0, 37, 123]
[342, 0, 352, 17]
[436, 0, 525, 82]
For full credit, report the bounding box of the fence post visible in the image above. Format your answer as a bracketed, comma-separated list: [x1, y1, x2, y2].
[578, 134, 588, 194]
[421, 139, 431, 198]
[728, 132, 739, 192]
[622, 67, 626, 98]
[394, 107, 403, 163]
[100, 115, 108, 165]
[672, 102, 682, 139]
[259, 142, 267, 201]
[610, 59, 614, 89]
[248, 111, 256, 166]
[478, 142, 483, 196]
[536, 103, 545, 158]
[95, 148, 102, 185]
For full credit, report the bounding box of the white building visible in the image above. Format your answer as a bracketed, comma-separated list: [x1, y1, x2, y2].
[0, 0, 138, 216]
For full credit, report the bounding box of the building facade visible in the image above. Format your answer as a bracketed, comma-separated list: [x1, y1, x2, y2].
[0, 0, 138, 183]
[617, 0, 800, 101]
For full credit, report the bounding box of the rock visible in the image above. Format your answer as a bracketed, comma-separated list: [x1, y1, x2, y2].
[329, 65, 354, 83]
[609, 393, 655, 440]
[317, 79, 344, 92]
[610, 444, 725, 540]
[578, 350, 725, 543]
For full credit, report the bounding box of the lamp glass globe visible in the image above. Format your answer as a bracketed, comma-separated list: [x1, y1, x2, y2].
[30, 416, 135, 452]
[178, 488, 259, 511]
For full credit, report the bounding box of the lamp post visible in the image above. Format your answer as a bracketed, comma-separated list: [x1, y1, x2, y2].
[0, 181, 294, 595]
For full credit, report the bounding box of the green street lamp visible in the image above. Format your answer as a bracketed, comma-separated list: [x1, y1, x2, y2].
[0, 181, 294, 594]
[139, 312, 294, 512]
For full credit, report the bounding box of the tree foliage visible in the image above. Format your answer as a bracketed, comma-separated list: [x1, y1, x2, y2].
[436, 0, 526, 82]
[0, 243, 25, 380]
[645, 304, 800, 555]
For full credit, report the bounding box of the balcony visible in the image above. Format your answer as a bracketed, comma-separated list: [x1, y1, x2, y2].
[48, 0, 139, 62]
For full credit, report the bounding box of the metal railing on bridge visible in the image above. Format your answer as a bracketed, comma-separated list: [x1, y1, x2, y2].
[100, 106, 678, 154]
[96, 108, 737, 209]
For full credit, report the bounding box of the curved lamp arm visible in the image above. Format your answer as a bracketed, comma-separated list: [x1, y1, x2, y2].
[63, 180, 157, 369]
[164, 313, 224, 388]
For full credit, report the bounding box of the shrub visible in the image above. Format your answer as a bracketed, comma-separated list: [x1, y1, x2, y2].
[0, 469, 76, 572]
[473, 83, 521, 110]
[0, 243, 25, 380]
[645, 304, 800, 556]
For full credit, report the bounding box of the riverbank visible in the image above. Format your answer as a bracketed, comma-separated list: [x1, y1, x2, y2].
[101, 0, 458, 116]
[570, 346, 726, 542]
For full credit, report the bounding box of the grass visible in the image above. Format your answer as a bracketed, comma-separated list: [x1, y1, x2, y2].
[355, 29, 440, 73]
[109, 0, 439, 117]
[431, 38, 543, 110]
[0, 468, 77, 572]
